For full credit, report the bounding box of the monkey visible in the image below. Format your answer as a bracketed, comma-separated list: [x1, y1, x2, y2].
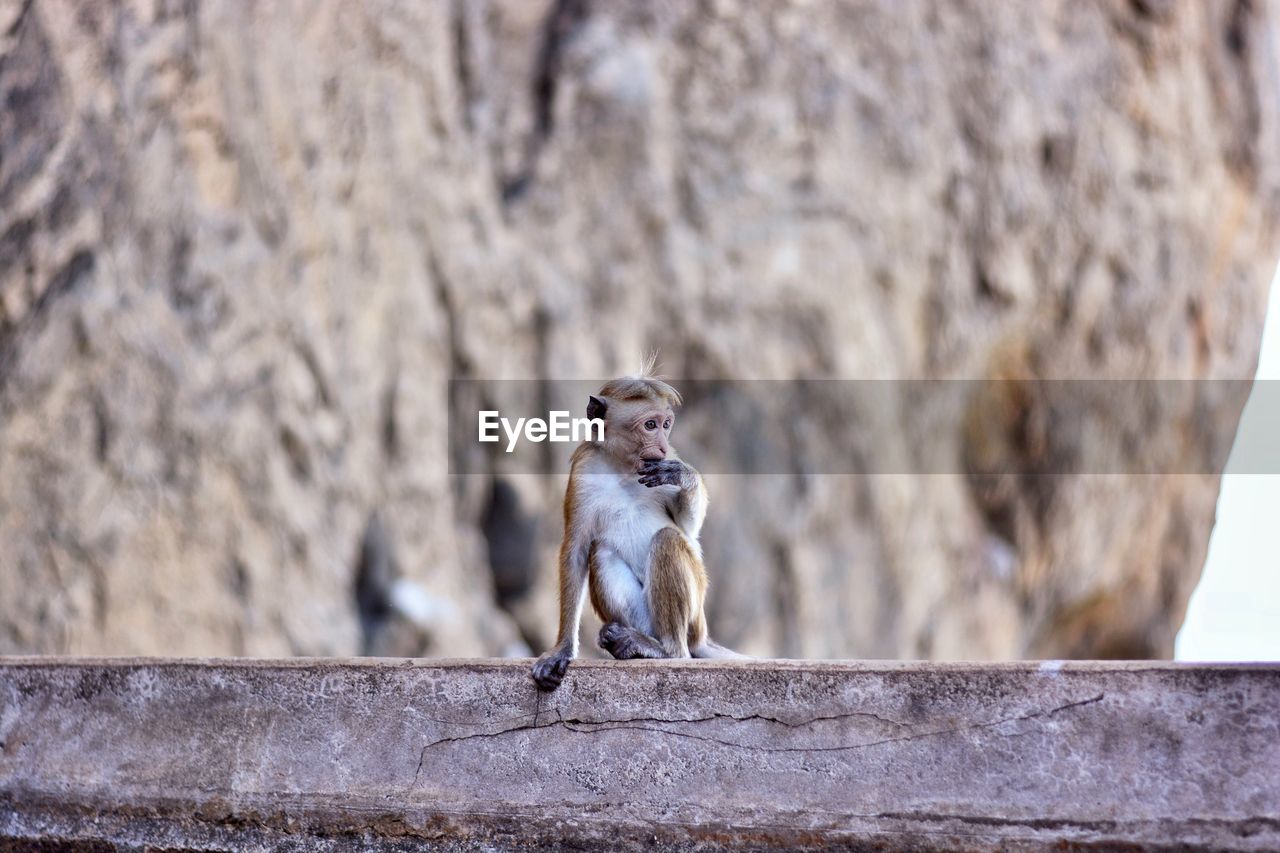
[531, 368, 742, 691]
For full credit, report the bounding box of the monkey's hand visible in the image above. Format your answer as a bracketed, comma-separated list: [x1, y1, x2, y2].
[531, 647, 573, 691]
[638, 459, 695, 490]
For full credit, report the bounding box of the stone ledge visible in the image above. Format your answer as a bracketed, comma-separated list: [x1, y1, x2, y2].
[1, 658, 1277, 850]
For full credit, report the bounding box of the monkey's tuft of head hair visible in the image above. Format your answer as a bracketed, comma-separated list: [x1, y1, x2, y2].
[596, 354, 682, 408]
[639, 350, 661, 378]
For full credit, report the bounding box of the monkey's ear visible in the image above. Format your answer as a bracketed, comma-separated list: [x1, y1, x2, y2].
[586, 395, 607, 420]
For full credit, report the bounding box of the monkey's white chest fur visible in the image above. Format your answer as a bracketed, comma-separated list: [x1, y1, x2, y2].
[580, 472, 681, 585]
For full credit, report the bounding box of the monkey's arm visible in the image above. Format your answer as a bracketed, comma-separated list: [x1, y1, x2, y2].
[670, 467, 708, 540]
[639, 459, 708, 540]
[531, 524, 591, 691]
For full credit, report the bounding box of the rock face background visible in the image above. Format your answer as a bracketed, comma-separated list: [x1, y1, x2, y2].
[1, 0, 1278, 660]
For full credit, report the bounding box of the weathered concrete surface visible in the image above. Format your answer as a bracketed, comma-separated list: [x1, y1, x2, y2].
[3, 0, 1280, 663]
[1, 659, 1277, 850]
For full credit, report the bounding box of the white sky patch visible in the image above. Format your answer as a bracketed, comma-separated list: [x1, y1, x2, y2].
[1176, 265, 1280, 662]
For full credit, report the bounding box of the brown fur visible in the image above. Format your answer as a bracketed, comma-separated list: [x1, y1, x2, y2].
[646, 528, 708, 657]
[552, 446, 593, 647]
[586, 541, 613, 624]
[594, 376, 681, 408]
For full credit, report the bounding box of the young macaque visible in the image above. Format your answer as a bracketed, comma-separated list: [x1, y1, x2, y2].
[532, 368, 741, 691]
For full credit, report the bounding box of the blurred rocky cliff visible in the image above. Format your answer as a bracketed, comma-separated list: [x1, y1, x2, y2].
[2, 0, 1278, 660]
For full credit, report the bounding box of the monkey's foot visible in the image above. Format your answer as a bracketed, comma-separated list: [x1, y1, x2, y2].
[531, 650, 571, 691]
[598, 622, 655, 660]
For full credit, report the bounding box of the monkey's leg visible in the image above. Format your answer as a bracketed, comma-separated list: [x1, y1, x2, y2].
[646, 528, 707, 659]
[589, 545, 667, 660]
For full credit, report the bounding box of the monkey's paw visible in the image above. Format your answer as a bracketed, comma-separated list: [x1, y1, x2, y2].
[531, 650, 571, 691]
[599, 622, 643, 660]
[638, 459, 689, 489]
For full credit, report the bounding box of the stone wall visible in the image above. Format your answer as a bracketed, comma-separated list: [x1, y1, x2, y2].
[1, 1, 1279, 659]
[2, 658, 1278, 849]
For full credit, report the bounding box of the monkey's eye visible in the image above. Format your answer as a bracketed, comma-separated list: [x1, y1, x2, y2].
[644, 419, 657, 430]
[663, 419, 672, 430]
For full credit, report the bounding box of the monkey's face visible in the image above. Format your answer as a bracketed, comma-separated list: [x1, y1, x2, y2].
[598, 398, 675, 471]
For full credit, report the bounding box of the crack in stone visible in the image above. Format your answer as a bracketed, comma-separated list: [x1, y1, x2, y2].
[412, 746, 426, 788]
[870, 809, 1280, 836]
[499, 0, 590, 203]
[5, 0, 34, 38]
[410, 705, 906, 737]
[558, 693, 1106, 754]
[409, 694, 1105, 785]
